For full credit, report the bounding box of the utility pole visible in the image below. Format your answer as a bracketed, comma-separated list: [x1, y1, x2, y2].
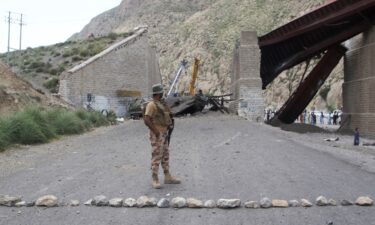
[7, 11, 11, 54]
[4, 11, 26, 61]
[19, 13, 23, 50]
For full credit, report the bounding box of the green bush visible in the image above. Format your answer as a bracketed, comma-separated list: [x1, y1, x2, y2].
[43, 78, 59, 93]
[0, 107, 113, 151]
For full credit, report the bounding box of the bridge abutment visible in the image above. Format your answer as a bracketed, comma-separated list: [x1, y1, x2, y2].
[343, 27, 375, 138]
[230, 31, 265, 122]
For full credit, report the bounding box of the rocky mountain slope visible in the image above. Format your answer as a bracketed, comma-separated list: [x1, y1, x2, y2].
[0, 62, 70, 116]
[72, 0, 342, 111]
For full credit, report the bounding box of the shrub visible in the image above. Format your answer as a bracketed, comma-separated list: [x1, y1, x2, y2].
[72, 56, 82, 62]
[0, 107, 112, 151]
[43, 78, 59, 93]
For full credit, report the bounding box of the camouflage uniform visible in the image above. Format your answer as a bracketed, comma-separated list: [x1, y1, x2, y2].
[144, 100, 172, 174]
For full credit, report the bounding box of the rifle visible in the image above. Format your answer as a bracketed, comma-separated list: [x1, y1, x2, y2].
[165, 118, 174, 146]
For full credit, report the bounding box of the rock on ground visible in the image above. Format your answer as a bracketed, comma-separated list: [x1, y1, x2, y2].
[300, 199, 313, 207]
[109, 198, 123, 207]
[35, 195, 58, 207]
[260, 198, 272, 208]
[123, 198, 137, 207]
[157, 198, 170, 208]
[171, 197, 187, 208]
[271, 199, 288, 208]
[288, 200, 299, 207]
[186, 198, 203, 208]
[316, 196, 328, 206]
[328, 199, 337, 206]
[0, 195, 22, 207]
[355, 196, 373, 206]
[244, 201, 259, 208]
[92, 195, 109, 206]
[69, 200, 80, 207]
[136, 196, 156, 208]
[15, 201, 26, 207]
[216, 199, 241, 209]
[204, 200, 216, 208]
[84, 199, 93, 206]
[340, 199, 353, 206]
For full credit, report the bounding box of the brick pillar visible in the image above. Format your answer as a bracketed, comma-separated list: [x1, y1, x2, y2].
[230, 31, 264, 122]
[342, 27, 375, 138]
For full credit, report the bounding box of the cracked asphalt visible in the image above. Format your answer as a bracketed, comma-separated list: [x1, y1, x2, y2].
[0, 114, 375, 225]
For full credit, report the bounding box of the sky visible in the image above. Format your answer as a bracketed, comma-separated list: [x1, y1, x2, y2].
[0, 0, 122, 53]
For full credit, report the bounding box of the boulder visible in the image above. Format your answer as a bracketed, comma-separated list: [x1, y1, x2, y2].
[271, 199, 288, 208]
[15, 201, 26, 207]
[217, 199, 241, 209]
[157, 198, 170, 208]
[204, 200, 216, 208]
[288, 200, 299, 207]
[355, 196, 373, 206]
[136, 196, 156, 208]
[123, 198, 137, 207]
[69, 200, 80, 207]
[260, 198, 272, 208]
[0, 195, 22, 207]
[300, 199, 313, 207]
[84, 199, 93, 206]
[340, 199, 353, 206]
[92, 195, 109, 206]
[35, 195, 58, 207]
[328, 199, 337, 206]
[244, 201, 259, 208]
[109, 198, 123, 207]
[186, 198, 203, 208]
[171, 197, 187, 208]
[316, 196, 328, 206]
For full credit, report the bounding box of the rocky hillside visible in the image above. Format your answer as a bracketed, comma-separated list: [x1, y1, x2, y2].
[71, 0, 342, 111]
[0, 62, 70, 116]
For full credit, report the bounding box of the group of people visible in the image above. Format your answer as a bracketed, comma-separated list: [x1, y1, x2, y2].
[298, 110, 342, 125]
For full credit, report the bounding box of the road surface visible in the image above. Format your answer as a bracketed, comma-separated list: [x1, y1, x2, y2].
[0, 114, 374, 225]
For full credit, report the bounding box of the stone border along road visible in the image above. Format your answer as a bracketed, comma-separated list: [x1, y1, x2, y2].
[1, 195, 373, 209]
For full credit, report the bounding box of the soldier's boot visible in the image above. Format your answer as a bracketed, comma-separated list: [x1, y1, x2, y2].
[152, 173, 161, 189]
[164, 171, 181, 184]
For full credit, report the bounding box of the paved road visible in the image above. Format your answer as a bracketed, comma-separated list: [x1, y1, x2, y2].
[0, 115, 375, 225]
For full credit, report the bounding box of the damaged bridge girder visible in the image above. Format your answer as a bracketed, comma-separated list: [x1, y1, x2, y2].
[272, 45, 347, 124]
[259, 0, 375, 89]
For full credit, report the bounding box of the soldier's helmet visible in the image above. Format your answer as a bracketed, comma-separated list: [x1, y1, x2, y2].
[152, 84, 164, 95]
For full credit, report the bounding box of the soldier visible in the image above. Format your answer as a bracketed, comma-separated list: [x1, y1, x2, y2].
[143, 84, 181, 189]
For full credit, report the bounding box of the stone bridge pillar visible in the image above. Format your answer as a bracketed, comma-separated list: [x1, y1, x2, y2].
[342, 26, 375, 137]
[230, 31, 265, 122]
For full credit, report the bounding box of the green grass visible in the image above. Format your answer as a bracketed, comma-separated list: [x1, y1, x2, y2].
[0, 107, 113, 152]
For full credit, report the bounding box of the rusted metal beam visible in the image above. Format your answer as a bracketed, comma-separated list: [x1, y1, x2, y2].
[259, 0, 375, 46]
[272, 45, 347, 124]
[261, 20, 371, 88]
